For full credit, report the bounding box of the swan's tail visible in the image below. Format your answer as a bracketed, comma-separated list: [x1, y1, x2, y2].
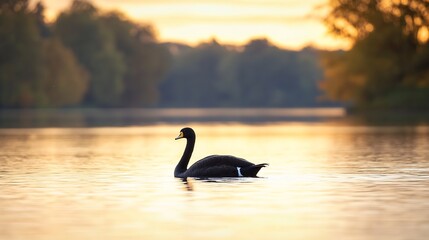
[242, 163, 268, 177]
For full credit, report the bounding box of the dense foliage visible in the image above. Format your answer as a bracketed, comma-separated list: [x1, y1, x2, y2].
[0, 0, 169, 108]
[1, 0, 335, 108]
[321, 0, 429, 110]
[0, 0, 88, 107]
[160, 39, 330, 107]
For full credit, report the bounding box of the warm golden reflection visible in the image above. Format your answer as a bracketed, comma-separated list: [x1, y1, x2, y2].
[1, 124, 429, 239]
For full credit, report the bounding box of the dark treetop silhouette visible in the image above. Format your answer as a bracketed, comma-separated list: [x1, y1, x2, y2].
[174, 127, 268, 178]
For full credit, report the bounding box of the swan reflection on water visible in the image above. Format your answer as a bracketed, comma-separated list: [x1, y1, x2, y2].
[179, 176, 265, 191]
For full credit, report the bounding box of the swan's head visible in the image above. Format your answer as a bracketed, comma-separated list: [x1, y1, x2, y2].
[175, 127, 195, 140]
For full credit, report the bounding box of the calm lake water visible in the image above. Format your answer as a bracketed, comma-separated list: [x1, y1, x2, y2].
[1, 116, 429, 239]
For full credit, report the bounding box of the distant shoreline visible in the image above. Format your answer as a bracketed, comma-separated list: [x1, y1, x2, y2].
[0, 107, 345, 128]
[2, 107, 429, 128]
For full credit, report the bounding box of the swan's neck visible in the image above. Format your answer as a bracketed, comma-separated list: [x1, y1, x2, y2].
[175, 137, 195, 177]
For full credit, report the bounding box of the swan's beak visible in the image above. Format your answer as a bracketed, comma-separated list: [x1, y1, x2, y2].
[175, 132, 184, 140]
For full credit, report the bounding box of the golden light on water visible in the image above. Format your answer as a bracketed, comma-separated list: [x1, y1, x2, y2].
[36, 0, 351, 50]
[2, 124, 429, 239]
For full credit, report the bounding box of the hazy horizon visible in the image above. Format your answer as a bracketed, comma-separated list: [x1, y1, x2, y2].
[32, 0, 351, 50]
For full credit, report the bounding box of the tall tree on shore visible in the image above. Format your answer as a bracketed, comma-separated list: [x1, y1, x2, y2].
[55, 0, 125, 107]
[101, 12, 170, 107]
[320, 0, 429, 110]
[0, 0, 87, 107]
[0, 0, 44, 107]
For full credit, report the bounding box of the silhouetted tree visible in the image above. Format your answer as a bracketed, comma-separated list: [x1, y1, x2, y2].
[0, 0, 46, 107]
[55, 0, 125, 107]
[101, 12, 170, 107]
[321, 0, 429, 110]
[33, 1, 50, 37]
[0, 0, 87, 107]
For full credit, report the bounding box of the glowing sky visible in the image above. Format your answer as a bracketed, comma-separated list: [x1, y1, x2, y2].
[36, 0, 350, 50]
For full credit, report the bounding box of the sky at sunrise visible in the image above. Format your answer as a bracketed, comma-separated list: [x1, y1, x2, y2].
[33, 0, 350, 50]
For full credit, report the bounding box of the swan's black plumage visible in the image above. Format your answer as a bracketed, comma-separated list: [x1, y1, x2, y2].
[174, 127, 268, 178]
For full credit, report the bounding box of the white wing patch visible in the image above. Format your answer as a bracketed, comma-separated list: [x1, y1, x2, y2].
[236, 167, 243, 177]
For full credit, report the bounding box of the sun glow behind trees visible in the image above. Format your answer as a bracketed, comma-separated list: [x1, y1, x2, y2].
[5, 0, 429, 110]
[34, 0, 350, 50]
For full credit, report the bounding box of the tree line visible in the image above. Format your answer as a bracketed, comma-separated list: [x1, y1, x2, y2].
[1, 0, 334, 109]
[160, 39, 333, 107]
[4, 0, 427, 110]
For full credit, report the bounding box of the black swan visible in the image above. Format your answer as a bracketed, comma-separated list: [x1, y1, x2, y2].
[174, 127, 268, 178]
